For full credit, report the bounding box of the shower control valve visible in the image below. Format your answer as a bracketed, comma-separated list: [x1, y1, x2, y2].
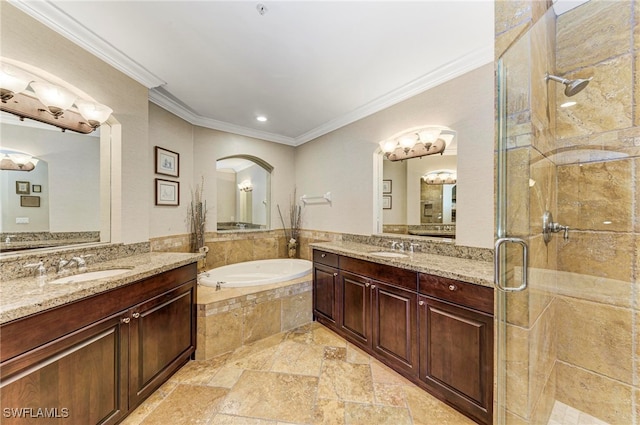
[542, 211, 569, 244]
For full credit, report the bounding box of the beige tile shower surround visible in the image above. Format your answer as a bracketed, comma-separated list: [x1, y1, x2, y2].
[496, 1, 639, 424]
[120, 322, 476, 425]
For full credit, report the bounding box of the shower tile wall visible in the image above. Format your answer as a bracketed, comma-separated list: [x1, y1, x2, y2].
[497, 1, 639, 424]
[552, 2, 638, 424]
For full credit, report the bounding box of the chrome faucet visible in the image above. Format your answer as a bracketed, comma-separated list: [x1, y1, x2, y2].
[215, 281, 226, 291]
[25, 261, 46, 277]
[409, 243, 420, 253]
[57, 255, 91, 274]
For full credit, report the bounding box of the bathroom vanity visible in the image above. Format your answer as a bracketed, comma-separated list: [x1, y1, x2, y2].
[312, 242, 493, 425]
[0, 253, 199, 425]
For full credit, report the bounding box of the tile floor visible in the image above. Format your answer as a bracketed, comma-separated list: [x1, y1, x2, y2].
[547, 402, 609, 425]
[121, 322, 476, 425]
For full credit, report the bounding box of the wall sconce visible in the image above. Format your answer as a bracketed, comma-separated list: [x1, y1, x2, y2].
[422, 169, 457, 185]
[0, 61, 113, 133]
[238, 181, 253, 192]
[0, 151, 39, 171]
[379, 125, 456, 161]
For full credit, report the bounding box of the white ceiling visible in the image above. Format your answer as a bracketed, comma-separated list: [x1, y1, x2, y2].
[11, 0, 494, 146]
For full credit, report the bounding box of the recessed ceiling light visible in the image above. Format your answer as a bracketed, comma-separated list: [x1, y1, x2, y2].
[256, 116, 267, 122]
[561, 101, 577, 108]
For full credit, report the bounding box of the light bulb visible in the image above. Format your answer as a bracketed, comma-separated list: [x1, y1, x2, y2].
[31, 81, 76, 116]
[399, 135, 416, 151]
[378, 140, 397, 153]
[418, 128, 441, 144]
[76, 99, 113, 127]
[0, 63, 33, 100]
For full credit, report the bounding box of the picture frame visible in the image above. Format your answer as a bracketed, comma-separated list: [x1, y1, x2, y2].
[382, 179, 392, 194]
[382, 195, 392, 209]
[155, 146, 180, 177]
[32, 184, 42, 193]
[20, 195, 40, 207]
[16, 181, 30, 194]
[155, 178, 180, 206]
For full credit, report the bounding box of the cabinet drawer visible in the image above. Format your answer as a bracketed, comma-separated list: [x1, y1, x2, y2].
[419, 274, 493, 315]
[313, 250, 339, 268]
[341, 256, 417, 291]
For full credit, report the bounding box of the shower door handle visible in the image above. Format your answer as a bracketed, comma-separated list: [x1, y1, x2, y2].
[494, 237, 528, 292]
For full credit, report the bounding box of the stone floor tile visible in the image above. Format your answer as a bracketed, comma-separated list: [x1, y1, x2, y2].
[139, 384, 228, 425]
[219, 370, 318, 423]
[344, 403, 413, 425]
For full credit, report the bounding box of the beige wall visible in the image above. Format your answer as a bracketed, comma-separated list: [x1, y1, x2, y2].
[295, 64, 495, 248]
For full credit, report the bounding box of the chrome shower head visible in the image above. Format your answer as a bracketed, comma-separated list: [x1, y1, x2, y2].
[546, 73, 592, 97]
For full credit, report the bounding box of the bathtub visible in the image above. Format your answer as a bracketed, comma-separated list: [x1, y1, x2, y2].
[198, 258, 312, 288]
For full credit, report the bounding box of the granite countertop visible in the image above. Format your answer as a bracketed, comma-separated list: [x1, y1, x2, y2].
[310, 241, 494, 288]
[0, 252, 202, 325]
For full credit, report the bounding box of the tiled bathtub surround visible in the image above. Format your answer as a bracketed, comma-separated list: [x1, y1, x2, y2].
[195, 275, 312, 360]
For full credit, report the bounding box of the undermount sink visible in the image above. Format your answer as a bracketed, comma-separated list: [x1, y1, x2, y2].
[49, 268, 132, 284]
[369, 251, 409, 258]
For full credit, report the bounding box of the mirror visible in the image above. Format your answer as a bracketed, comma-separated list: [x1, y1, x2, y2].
[216, 156, 271, 231]
[381, 153, 457, 239]
[0, 113, 109, 253]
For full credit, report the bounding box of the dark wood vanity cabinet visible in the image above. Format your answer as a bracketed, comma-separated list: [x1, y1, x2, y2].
[312, 250, 340, 327]
[312, 249, 494, 425]
[0, 264, 197, 425]
[418, 273, 494, 425]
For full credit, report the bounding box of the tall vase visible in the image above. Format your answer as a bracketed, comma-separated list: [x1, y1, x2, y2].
[287, 239, 298, 258]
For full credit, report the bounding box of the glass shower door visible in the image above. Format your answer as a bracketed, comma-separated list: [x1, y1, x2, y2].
[495, 3, 637, 425]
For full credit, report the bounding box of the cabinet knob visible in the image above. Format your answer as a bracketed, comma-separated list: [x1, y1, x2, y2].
[132, 312, 140, 319]
[121, 317, 130, 324]
[321, 253, 326, 258]
[448, 284, 457, 291]
[419, 300, 425, 306]
[333, 272, 338, 277]
[371, 285, 376, 289]
[365, 282, 370, 287]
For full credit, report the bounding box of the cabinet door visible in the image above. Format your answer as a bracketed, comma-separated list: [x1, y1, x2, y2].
[419, 295, 493, 425]
[339, 271, 371, 347]
[0, 314, 128, 425]
[372, 281, 418, 376]
[313, 264, 339, 327]
[129, 280, 196, 407]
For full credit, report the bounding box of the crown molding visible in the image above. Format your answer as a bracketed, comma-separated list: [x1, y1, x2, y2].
[148, 89, 297, 146]
[8, 0, 165, 89]
[293, 45, 494, 145]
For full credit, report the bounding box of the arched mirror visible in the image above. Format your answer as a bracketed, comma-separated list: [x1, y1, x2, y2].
[216, 155, 271, 231]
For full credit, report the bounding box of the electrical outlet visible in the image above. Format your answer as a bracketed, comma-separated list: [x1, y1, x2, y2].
[16, 217, 29, 224]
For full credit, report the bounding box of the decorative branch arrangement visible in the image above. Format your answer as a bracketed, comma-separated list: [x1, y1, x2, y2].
[277, 188, 302, 257]
[187, 177, 207, 253]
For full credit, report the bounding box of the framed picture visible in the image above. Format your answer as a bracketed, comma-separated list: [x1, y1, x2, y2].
[155, 146, 180, 177]
[16, 181, 30, 194]
[32, 184, 42, 193]
[20, 195, 40, 207]
[155, 179, 180, 206]
[382, 195, 392, 209]
[382, 180, 392, 194]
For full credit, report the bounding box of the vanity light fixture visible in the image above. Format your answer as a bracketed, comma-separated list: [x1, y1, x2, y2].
[379, 125, 455, 161]
[256, 115, 267, 122]
[0, 61, 113, 133]
[238, 181, 254, 192]
[0, 151, 39, 171]
[422, 169, 457, 185]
